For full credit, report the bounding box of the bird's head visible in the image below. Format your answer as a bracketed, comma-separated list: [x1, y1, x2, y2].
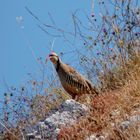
[49, 52, 59, 65]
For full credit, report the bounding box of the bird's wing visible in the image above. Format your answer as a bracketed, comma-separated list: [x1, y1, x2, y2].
[63, 64, 91, 88]
[65, 65, 85, 83]
[66, 64, 98, 94]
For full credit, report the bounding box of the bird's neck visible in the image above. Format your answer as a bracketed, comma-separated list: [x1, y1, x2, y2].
[54, 58, 61, 72]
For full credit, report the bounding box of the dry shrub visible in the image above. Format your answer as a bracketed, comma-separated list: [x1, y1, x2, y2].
[99, 54, 140, 91]
[2, 128, 21, 140]
[30, 90, 70, 121]
[58, 55, 140, 139]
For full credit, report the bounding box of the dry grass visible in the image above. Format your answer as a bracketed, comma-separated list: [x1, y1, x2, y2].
[58, 56, 140, 140]
[2, 48, 140, 140]
[2, 33, 140, 140]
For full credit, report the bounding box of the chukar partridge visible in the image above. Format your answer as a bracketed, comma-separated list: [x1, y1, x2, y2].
[49, 52, 98, 99]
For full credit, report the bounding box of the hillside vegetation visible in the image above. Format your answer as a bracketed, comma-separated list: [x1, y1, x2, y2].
[0, 0, 140, 139]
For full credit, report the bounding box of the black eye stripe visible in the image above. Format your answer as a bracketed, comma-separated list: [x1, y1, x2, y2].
[49, 54, 58, 57]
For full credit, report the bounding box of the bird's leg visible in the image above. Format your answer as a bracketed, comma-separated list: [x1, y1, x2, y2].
[71, 94, 76, 100]
[74, 95, 80, 101]
[71, 94, 79, 101]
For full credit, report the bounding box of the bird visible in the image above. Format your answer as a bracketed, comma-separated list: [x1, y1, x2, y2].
[48, 52, 99, 99]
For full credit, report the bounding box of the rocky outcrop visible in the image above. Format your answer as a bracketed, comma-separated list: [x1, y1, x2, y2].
[25, 99, 89, 140]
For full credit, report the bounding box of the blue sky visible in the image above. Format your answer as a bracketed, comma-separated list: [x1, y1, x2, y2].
[1, 1, 139, 93]
[0, 0, 92, 91]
